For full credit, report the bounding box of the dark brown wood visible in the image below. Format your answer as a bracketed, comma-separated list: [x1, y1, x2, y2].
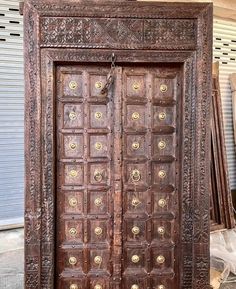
[22, 1, 213, 289]
[210, 62, 235, 231]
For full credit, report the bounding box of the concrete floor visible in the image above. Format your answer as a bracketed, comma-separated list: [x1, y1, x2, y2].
[0, 228, 235, 289]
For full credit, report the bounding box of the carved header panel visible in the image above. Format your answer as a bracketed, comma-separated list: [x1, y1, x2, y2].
[40, 17, 197, 49]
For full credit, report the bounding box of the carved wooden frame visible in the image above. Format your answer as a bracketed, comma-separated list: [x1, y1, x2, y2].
[23, 1, 213, 289]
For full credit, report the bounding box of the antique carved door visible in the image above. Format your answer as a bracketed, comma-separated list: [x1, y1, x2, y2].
[22, 1, 213, 289]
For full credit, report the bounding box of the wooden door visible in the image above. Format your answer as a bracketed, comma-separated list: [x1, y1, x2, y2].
[55, 64, 182, 289]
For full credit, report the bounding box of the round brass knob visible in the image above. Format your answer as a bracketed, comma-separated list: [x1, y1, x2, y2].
[94, 256, 102, 265]
[69, 256, 77, 265]
[132, 226, 140, 235]
[131, 255, 140, 263]
[132, 82, 140, 91]
[158, 170, 166, 179]
[132, 198, 141, 207]
[69, 80, 78, 90]
[131, 285, 139, 289]
[132, 112, 140, 120]
[156, 255, 165, 264]
[69, 170, 78, 178]
[94, 170, 103, 183]
[69, 197, 77, 207]
[69, 228, 77, 236]
[94, 197, 103, 207]
[70, 284, 78, 289]
[158, 199, 167, 208]
[95, 112, 103, 119]
[95, 142, 103, 150]
[158, 140, 166, 150]
[131, 169, 141, 182]
[95, 81, 103, 89]
[158, 112, 166, 120]
[158, 226, 165, 235]
[132, 142, 140, 150]
[160, 84, 168, 92]
[94, 227, 103, 236]
[69, 111, 77, 120]
[157, 285, 166, 289]
[94, 285, 102, 289]
[69, 143, 77, 150]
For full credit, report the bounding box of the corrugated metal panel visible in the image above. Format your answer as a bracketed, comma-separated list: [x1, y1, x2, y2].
[0, 0, 24, 228]
[213, 18, 236, 190]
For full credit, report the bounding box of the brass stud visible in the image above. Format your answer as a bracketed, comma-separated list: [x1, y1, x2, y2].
[158, 140, 166, 150]
[158, 112, 166, 120]
[94, 170, 103, 183]
[158, 226, 165, 235]
[69, 143, 77, 150]
[94, 197, 103, 207]
[160, 84, 168, 92]
[70, 284, 78, 289]
[69, 227, 77, 236]
[156, 255, 165, 264]
[69, 256, 77, 265]
[94, 227, 103, 236]
[132, 112, 140, 120]
[95, 81, 103, 89]
[132, 142, 140, 150]
[94, 256, 102, 265]
[69, 170, 78, 178]
[95, 142, 103, 151]
[69, 197, 77, 207]
[69, 80, 78, 90]
[131, 169, 141, 182]
[131, 285, 139, 289]
[69, 112, 77, 120]
[132, 82, 140, 91]
[132, 226, 140, 235]
[131, 255, 140, 263]
[132, 198, 141, 207]
[158, 170, 166, 179]
[158, 199, 167, 208]
[94, 285, 103, 289]
[95, 112, 103, 119]
[157, 285, 166, 289]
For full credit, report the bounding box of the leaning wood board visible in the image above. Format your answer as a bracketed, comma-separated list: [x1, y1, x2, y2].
[21, 1, 213, 289]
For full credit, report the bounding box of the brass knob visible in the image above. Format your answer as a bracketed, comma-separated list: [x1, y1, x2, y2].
[69, 112, 77, 120]
[132, 142, 140, 150]
[95, 81, 103, 89]
[156, 255, 165, 264]
[132, 112, 140, 120]
[131, 255, 140, 263]
[94, 197, 103, 207]
[94, 170, 103, 183]
[95, 142, 103, 150]
[69, 143, 77, 150]
[95, 112, 103, 119]
[69, 170, 78, 178]
[159, 112, 166, 120]
[69, 256, 77, 265]
[160, 84, 168, 92]
[132, 198, 141, 207]
[69, 197, 77, 207]
[94, 227, 103, 236]
[69, 228, 77, 236]
[131, 169, 141, 182]
[69, 80, 78, 90]
[157, 286, 166, 289]
[158, 170, 166, 179]
[94, 285, 102, 289]
[132, 226, 140, 235]
[158, 226, 165, 235]
[70, 284, 78, 289]
[132, 82, 140, 91]
[158, 140, 166, 150]
[131, 285, 139, 289]
[94, 256, 102, 265]
[158, 199, 167, 208]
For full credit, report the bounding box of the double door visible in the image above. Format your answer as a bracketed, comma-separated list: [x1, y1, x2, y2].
[56, 64, 182, 289]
